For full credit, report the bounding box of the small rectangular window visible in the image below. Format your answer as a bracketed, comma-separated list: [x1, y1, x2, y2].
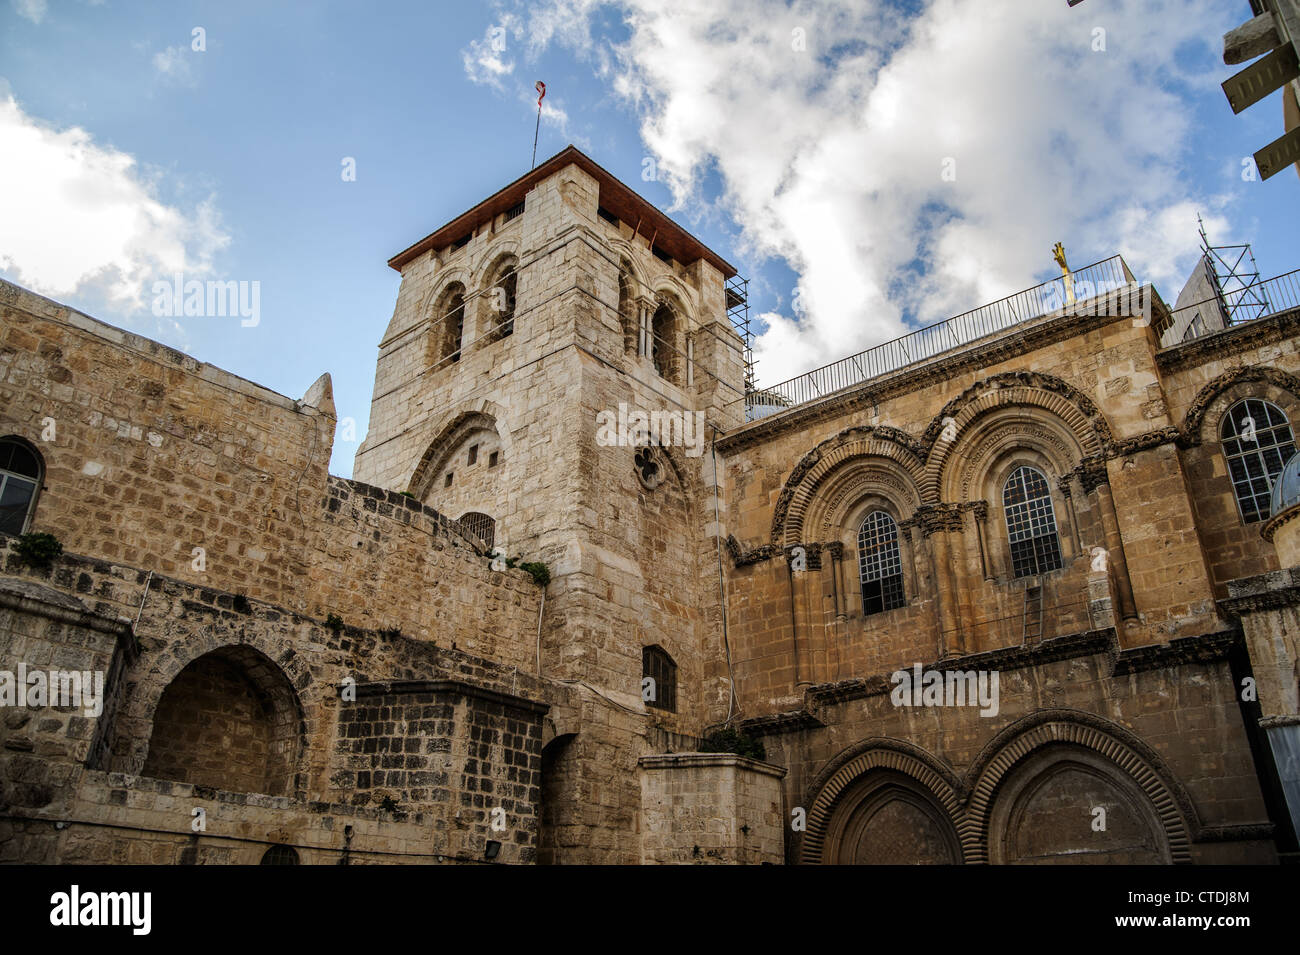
[503, 201, 525, 223]
[488, 451, 499, 468]
[444, 472, 454, 488]
[597, 206, 619, 225]
[468, 445, 478, 466]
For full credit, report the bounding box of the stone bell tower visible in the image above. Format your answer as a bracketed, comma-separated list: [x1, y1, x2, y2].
[353, 146, 748, 739]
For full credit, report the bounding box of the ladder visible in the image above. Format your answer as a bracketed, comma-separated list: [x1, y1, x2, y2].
[1021, 585, 1043, 644]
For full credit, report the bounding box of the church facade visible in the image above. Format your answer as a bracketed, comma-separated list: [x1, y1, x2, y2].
[0, 146, 1296, 864]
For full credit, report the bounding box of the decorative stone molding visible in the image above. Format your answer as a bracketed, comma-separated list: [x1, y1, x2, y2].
[769, 425, 925, 547]
[1073, 457, 1110, 494]
[964, 710, 1199, 864]
[920, 371, 1113, 453]
[797, 738, 971, 865]
[1112, 630, 1239, 675]
[1157, 306, 1300, 373]
[1181, 365, 1300, 446]
[725, 535, 775, 567]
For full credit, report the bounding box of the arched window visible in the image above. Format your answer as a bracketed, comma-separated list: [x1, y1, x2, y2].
[458, 512, 496, 549]
[437, 285, 466, 365]
[0, 437, 43, 536]
[260, 845, 300, 865]
[617, 265, 637, 354]
[1221, 398, 1297, 523]
[1003, 466, 1063, 578]
[642, 645, 677, 712]
[650, 303, 677, 382]
[485, 259, 517, 341]
[858, 510, 905, 615]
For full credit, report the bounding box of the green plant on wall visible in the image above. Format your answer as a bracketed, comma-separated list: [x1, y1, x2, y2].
[700, 728, 765, 761]
[12, 532, 63, 570]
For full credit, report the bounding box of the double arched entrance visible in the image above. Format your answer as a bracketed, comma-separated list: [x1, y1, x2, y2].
[802, 715, 1191, 864]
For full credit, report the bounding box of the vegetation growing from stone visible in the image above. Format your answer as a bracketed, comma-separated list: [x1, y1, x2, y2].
[519, 561, 551, 588]
[325, 613, 345, 633]
[12, 532, 63, 569]
[700, 728, 765, 761]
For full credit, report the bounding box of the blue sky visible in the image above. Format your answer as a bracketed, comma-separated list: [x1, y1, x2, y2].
[2, 0, 1297, 476]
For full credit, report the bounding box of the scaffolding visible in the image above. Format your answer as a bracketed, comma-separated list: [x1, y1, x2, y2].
[725, 274, 755, 392]
[1199, 213, 1272, 325]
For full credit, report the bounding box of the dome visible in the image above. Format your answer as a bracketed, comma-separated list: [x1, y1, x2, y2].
[1270, 451, 1300, 517]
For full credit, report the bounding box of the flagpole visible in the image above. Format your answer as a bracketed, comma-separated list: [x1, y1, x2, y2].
[531, 81, 546, 169]
[531, 104, 541, 169]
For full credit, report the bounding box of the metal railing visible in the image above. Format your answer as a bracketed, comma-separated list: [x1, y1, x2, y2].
[743, 255, 1136, 420]
[1168, 268, 1300, 344]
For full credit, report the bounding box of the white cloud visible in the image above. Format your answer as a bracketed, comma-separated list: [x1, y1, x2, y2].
[0, 94, 229, 307]
[11, 0, 47, 25]
[480, 0, 1240, 385]
[463, 21, 520, 89]
[152, 45, 195, 84]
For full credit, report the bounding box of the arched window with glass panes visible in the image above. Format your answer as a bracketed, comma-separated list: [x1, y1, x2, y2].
[858, 510, 905, 615]
[1221, 398, 1297, 524]
[0, 437, 43, 537]
[1003, 466, 1063, 578]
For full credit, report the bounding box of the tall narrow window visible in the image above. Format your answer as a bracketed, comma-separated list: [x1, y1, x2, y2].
[858, 510, 905, 615]
[1003, 466, 1063, 578]
[493, 266, 516, 339]
[642, 645, 677, 712]
[443, 289, 465, 364]
[0, 438, 42, 536]
[1222, 398, 1296, 523]
[650, 304, 677, 382]
[617, 265, 637, 354]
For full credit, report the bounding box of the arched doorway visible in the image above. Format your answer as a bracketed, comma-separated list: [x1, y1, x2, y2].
[142, 646, 303, 796]
[822, 770, 962, 864]
[988, 745, 1172, 864]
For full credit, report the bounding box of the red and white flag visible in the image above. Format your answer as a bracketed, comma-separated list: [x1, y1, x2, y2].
[536, 81, 546, 107]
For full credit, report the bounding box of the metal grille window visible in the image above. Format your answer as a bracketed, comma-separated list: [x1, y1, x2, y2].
[1221, 398, 1296, 523]
[260, 845, 300, 865]
[458, 512, 496, 548]
[0, 438, 42, 536]
[642, 645, 677, 712]
[858, 510, 905, 615]
[1003, 466, 1063, 578]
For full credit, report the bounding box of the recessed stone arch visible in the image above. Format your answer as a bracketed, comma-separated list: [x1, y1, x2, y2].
[799, 738, 974, 864]
[941, 405, 1085, 505]
[770, 426, 926, 548]
[407, 399, 513, 505]
[115, 631, 318, 795]
[965, 710, 1196, 864]
[1182, 365, 1300, 446]
[924, 379, 1106, 503]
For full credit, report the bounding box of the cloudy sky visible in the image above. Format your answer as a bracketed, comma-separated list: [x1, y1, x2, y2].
[2, 0, 1296, 475]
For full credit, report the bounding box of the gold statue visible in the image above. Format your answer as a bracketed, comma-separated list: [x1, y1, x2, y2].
[1052, 242, 1076, 305]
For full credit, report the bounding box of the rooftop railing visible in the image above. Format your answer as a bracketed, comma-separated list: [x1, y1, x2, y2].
[743, 255, 1136, 421]
[1168, 268, 1300, 344]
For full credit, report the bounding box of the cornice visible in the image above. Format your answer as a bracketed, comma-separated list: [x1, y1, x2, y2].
[1156, 306, 1300, 373]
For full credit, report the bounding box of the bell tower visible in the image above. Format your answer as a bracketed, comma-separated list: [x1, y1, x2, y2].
[353, 146, 747, 736]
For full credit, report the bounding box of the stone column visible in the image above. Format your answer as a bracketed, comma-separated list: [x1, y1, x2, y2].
[919, 505, 965, 658]
[1081, 461, 1139, 623]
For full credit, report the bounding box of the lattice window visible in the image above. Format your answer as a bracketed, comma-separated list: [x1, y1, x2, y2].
[642, 645, 677, 712]
[1221, 398, 1297, 524]
[1003, 466, 1063, 578]
[858, 510, 905, 615]
[0, 438, 42, 536]
[458, 512, 496, 548]
[260, 845, 300, 865]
